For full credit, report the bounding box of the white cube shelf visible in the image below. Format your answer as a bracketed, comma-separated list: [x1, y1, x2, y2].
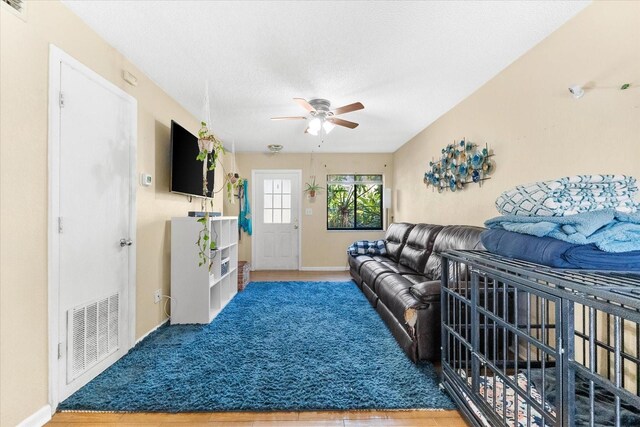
[170, 216, 239, 324]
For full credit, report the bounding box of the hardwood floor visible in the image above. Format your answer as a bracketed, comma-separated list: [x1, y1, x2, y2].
[48, 410, 467, 426]
[250, 269, 352, 282]
[48, 270, 467, 427]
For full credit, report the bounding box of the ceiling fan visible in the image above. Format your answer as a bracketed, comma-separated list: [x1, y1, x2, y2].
[271, 98, 364, 135]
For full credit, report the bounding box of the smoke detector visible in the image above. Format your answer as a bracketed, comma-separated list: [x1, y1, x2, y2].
[267, 144, 283, 153]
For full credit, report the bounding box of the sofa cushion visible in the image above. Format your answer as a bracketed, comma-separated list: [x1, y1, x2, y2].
[424, 225, 485, 279]
[409, 280, 441, 304]
[376, 260, 418, 275]
[384, 223, 415, 262]
[360, 262, 395, 292]
[399, 274, 430, 286]
[348, 255, 374, 275]
[398, 224, 443, 273]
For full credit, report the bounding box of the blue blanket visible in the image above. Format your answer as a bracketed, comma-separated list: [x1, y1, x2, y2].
[481, 229, 640, 271]
[485, 210, 640, 253]
[495, 174, 639, 217]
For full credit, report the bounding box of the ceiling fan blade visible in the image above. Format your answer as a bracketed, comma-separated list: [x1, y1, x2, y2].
[332, 102, 364, 115]
[293, 98, 316, 113]
[327, 117, 359, 129]
[270, 116, 307, 120]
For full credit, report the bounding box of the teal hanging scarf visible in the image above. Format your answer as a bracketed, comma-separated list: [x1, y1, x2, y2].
[239, 180, 252, 235]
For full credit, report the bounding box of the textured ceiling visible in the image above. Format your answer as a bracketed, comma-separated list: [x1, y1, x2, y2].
[61, 0, 589, 153]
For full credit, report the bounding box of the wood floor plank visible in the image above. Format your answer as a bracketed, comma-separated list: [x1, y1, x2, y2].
[47, 412, 125, 423]
[384, 410, 462, 419]
[250, 270, 351, 282]
[48, 423, 161, 427]
[159, 423, 253, 427]
[253, 421, 344, 427]
[433, 417, 469, 426]
[119, 413, 212, 423]
[208, 412, 298, 421]
[298, 410, 388, 420]
[344, 418, 439, 426]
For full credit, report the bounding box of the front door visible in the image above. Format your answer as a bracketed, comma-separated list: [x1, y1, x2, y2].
[253, 170, 300, 269]
[53, 53, 136, 402]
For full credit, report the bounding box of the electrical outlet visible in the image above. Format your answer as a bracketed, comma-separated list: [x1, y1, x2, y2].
[154, 290, 161, 304]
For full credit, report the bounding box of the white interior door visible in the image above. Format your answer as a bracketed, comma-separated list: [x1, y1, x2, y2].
[253, 170, 300, 270]
[52, 55, 136, 402]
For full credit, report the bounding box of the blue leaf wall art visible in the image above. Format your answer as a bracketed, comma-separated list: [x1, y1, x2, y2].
[424, 139, 494, 193]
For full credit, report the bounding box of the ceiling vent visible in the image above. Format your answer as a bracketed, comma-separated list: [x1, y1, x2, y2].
[2, 0, 25, 17]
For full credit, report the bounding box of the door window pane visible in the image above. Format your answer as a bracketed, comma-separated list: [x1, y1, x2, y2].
[263, 208, 273, 223]
[282, 209, 291, 223]
[273, 209, 282, 223]
[264, 179, 273, 194]
[282, 194, 291, 209]
[273, 194, 282, 208]
[273, 179, 282, 193]
[283, 179, 291, 194]
[264, 194, 272, 208]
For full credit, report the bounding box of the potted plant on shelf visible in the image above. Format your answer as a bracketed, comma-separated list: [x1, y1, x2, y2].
[304, 178, 324, 199]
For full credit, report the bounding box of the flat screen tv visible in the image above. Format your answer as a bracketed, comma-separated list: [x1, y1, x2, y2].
[170, 120, 214, 198]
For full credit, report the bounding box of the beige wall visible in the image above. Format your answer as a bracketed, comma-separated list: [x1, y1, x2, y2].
[0, 2, 223, 425]
[224, 153, 393, 268]
[393, 1, 640, 226]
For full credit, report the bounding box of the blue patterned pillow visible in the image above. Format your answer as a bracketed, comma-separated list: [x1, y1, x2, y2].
[347, 240, 387, 256]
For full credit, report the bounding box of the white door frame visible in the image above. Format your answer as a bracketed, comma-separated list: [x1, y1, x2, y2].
[251, 169, 302, 271]
[47, 45, 137, 411]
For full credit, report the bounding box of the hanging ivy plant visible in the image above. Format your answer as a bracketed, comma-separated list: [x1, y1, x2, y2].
[226, 173, 244, 204]
[193, 121, 246, 269]
[195, 121, 225, 270]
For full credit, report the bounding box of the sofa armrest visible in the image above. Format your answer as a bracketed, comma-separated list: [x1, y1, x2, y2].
[409, 280, 441, 304]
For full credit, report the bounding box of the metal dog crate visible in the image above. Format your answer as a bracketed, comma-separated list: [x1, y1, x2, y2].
[441, 250, 640, 427]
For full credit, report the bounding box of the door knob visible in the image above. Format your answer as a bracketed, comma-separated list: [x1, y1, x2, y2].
[294, 225, 299, 229]
[120, 238, 133, 247]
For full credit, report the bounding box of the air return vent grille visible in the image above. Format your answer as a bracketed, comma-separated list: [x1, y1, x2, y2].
[67, 293, 119, 383]
[2, 0, 24, 15]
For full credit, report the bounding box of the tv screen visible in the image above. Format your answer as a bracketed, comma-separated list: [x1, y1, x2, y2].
[170, 120, 214, 198]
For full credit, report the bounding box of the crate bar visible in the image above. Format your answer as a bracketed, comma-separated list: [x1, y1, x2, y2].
[589, 305, 596, 427]
[448, 251, 640, 322]
[561, 298, 574, 426]
[450, 251, 640, 310]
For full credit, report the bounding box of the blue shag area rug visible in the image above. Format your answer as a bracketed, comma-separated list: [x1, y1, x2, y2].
[60, 281, 455, 412]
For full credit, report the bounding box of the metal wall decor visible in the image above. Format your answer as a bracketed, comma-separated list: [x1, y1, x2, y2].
[423, 139, 494, 192]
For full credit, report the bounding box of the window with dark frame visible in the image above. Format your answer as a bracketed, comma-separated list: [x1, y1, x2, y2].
[327, 174, 383, 230]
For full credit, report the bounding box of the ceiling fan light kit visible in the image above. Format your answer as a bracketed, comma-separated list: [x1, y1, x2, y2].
[271, 98, 365, 136]
[267, 144, 283, 153]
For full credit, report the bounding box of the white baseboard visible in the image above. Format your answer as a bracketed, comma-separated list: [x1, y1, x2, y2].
[299, 266, 349, 271]
[135, 318, 169, 345]
[17, 405, 51, 427]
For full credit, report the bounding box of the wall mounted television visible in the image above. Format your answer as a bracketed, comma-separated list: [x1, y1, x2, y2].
[170, 120, 214, 198]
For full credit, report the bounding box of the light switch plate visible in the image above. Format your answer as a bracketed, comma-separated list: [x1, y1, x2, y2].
[305, 208, 313, 216]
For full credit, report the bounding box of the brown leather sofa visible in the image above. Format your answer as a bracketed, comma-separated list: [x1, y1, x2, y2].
[348, 223, 484, 362]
